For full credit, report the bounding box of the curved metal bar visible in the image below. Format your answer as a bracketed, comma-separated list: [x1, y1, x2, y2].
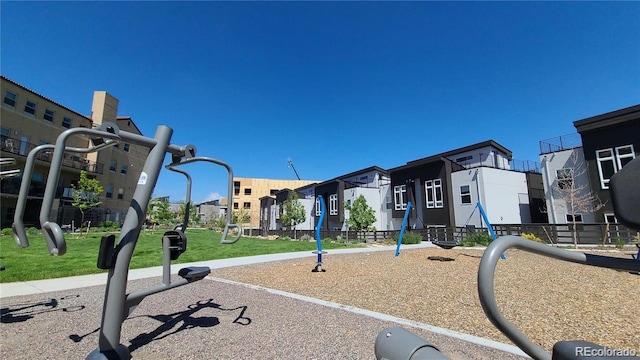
[477, 235, 640, 360]
[166, 156, 241, 244]
[39, 128, 122, 255]
[12, 140, 118, 248]
[165, 164, 192, 233]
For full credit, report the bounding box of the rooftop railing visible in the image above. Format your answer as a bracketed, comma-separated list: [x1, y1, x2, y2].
[539, 133, 582, 155]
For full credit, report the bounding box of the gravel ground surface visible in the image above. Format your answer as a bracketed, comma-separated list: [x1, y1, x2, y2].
[1, 275, 524, 359]
[211, 246, 640, 354]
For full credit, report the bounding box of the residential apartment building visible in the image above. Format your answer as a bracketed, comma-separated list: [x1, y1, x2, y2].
[540, 104, 640, 225]
[232, 177, 319, 229]
[0, 75, 147, 229]
[389, 140, 546, 232]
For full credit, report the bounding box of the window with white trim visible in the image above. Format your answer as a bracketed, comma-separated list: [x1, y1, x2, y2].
[556, 168, 573, 190]
[329, 194, 338, 215]
[596, 145, 635, 189]
[460, 185, 471, 204]
[315, 197, 321, 216]
[566, 214, 583, 223]
[43, 109, 55, 122]
[24, 100, 36, 115]
[3, 91, 16, 107]
[62, 117, 72, 129]
[426, 179, 443, 208]
[394, 185, 407, 210]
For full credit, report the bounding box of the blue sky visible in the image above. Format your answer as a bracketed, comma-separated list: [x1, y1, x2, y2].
[2, 1, 639, 203]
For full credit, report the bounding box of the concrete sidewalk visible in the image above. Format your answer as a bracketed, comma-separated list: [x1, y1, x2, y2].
[0, 243, 435, 298]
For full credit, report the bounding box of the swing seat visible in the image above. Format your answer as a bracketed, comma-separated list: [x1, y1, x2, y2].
[432, 240, 459, 250]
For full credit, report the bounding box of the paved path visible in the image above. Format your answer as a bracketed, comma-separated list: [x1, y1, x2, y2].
[0, 244, 530, 359]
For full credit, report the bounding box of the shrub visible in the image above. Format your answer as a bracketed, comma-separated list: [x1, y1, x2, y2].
[395, 232, 422, 245]
[26, 227, 40, 236]
[614, 238, 626, 249]
[1, 228, 12, 236]
[335, 235, 347, 244]
[300, 234, 313, 242]
[279, 236, 292, 242]
[521, 232, 543, 243]
[463, 232, 493, 246]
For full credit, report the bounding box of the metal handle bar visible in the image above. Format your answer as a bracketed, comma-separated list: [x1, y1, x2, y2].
[39, 126, 125, 255]
[166, 156, 241, 244]
[12, 140, 117, 248]
[477, 235, 640, 360]
[165, 163, 192, 233]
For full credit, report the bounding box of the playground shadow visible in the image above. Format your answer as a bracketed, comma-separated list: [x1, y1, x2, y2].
[1, 294, 85, 324]
[68, 298, 252, 355]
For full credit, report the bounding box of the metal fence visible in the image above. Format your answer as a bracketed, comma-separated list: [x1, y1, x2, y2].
[257, 223, 639, 245]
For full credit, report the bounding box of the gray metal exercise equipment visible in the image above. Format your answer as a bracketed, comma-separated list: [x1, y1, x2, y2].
[14, 122, 241, 360]
[12, 133, 118, 249]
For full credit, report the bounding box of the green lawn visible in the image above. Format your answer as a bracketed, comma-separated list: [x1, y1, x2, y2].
[0, 229, 362, 283]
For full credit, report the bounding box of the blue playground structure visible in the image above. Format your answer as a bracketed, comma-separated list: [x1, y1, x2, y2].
[312, 194, 327, 272]
[394, 202, 412, 257]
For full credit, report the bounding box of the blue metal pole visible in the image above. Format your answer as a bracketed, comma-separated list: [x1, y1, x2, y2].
[395, 202, 412, 257]
[313, 195, 327, 271]
[477, 201, 506, 260]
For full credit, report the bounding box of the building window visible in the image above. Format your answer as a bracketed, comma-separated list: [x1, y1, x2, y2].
[24, 100, 37, 115]
[117, 188, 124, 200]
[556, 168, 573, 190]
[234, 181, 240, 196]
[566, 214, 583, 223]
[3, 91, 17, 107]
[62, 117, 72, 129]
[394, 185, 407, 210]
[120, 164, 127, 175]
[455, 155, 473, 164]
[244, 188, 252, 195]
[329, 194, 338, 215]
[233, 202, 239, 210]
[123, 143, 130, 152]
[43, 109, 55, 122]
[616, 145, 635, 170]
[109, 160, 117, 172]
[426, 179, 443, 208]
[604, 213, 617, 223]
[596, 145, 635, 189]
[315, 197, 321, 216]
[243, 202, 251, 209]
[460, 185, 471, 204]
[106, 185, 113, 199]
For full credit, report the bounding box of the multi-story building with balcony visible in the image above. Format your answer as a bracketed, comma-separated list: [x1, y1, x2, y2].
[0, 75, 147, 229]
[539, 104, 640, 225]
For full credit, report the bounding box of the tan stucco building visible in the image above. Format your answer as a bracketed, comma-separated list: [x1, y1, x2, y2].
[0, 75, 146, 229]
[232, 177, 319, 229]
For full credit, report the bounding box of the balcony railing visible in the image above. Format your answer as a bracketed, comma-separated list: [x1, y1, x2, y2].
[539, 133, 582, 155]
[1, 135, 104, 174]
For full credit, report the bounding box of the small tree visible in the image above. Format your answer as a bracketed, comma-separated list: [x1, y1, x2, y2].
[178, 203, 200, 227]
[71, 170, 103, 235]
[147, 198, 172, 229]
[231, 208, 251, 224]
[553, 150, 605, 248]
[281, 190, 306, 239]
[345, 195, 377, 234]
